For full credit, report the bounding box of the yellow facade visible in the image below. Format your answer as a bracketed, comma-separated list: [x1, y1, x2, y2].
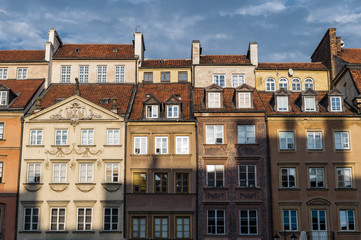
[139, 68, 191, 83]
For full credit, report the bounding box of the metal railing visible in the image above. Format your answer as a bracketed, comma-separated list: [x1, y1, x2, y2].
[306, 231, 335, 240]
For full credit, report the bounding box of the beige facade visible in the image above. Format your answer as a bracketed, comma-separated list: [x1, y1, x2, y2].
[0, 63, 48, 80]
[17, 95, 125, 239]
[139, 67, 191, 83]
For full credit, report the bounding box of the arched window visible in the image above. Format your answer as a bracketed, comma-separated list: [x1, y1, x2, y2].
[292, 78, 301, 92]
[278, 78, 288, 90]
[304, 78, 314, 90]
[266, 78, 275, 91]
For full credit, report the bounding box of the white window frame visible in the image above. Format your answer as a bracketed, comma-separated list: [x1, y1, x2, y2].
[27, 163, 41, 183]
[266, 78, 275, 91]
[0, 91, 7, 106]
[305, 78, 314, 90]
[213, 74, 225, 87]
[207, 209, 225, 235]
[330, 96, 342, 112]
[292, 78, 301, 91]
[146, 105, 158, 118]
[337, 167, 352, 188]
[0, 123, 4, 140]
[239, 165, 256, 188]
[49, 207, 66, 231]
[281, 167, 296, 188]
[107, 129, 120, 145]
[334, 131, 350, 150]
[60, 66, 71, 83]
[97, 65, 107, 82]
[279, 132, 294, 150]
[105, 163, 120, 183]
[307, 131, 323, 150]
[206, 125, 224, 144]
[103, 207, 119, 231]
[77, 207, 92, 231]
[208, 92, 221, 108]
[232, 74, 245, 87]
[309, 167, 325, 188]
[52, 163, 67, 183]
[239, 209, 258, 235]
[283, 210, 298, 231]
[238, 92, 251, 108]
[304, 96, 316, 111]
[278, 78, 288, 90]
[0, 68, 8, 80]
[167, 105, 179, 118]
[79, 163, 93, 183]
[17, 68, 28, 79]
[55, 129, 68, 145]
[134, 136, 147, 154]
[206, 165, 224, 188]
[115, 65, 125, 82]
[23, 208, 39, 231]
[237, 125, 255, 144]
[277, 96, 288, 111]
[155, 136, 168, 154]
[339, 209, 356, 232]
[176, 136, 189, 154]
[79, 65, 89, 83]
[81, 129, 94, 145]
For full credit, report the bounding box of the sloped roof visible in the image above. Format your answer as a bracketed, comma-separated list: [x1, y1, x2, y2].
[141, 59, 191, 68]
[337, 49, 361, 64]
[40, 83, 135, 115]
[129, 83, 192, 120]
[258, 62, 327, 70]
[53, 44, 135, 59]
[0, 50, 45, 62]
[350, 69, 361, 93]
[200, 55, 250, 65]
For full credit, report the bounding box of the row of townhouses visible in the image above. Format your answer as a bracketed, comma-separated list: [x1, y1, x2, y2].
[0, 28, 360, 240]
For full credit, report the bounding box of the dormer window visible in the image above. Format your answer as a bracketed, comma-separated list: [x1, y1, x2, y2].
[277, 96, 288, 111]
[330, 96, 342, 112]
[146, 105, 158, 118]
[0, 91, 7, 105]
[238, 92, 251, 108]
[208, 92, 221, 108]
[167, 105, 179, 118]
[304, 96, 316, 111]
[278, 78, 288, 90]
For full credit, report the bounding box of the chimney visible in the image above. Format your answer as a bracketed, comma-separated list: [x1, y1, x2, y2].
[191, 40, 201, 65]
[45, 28, 62, 61]
[134, 32, 145, 63]
[34, 97, 42, 113]
[111, 97, 118, 113]
[248, 42, 258, 66]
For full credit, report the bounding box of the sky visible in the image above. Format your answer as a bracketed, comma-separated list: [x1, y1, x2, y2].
[0, 0, 360, 62]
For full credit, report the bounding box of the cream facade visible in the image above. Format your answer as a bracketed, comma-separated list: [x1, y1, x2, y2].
[139, 67, 191, 83]
[17, 95, 125, 240]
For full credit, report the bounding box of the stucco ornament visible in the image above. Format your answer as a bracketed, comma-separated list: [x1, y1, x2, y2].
[49, 101, 102, 126]
[45, 143, 102, 157]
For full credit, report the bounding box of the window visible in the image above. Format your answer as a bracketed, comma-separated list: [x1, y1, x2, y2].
[0, 123, 3, 139]
[176, 216, 190, 239]
[115, 65, 125, 82]
[237, 125, 255, 144]
[279, 132, 294, 150]
[206, 165, 224, 188]
[107, 129, 120, 145]
[283, 210, 298, 231]
[266, 78, 275, 91]
[176, 136, 189, 154]
[0, 162, 2, 183]
[105, 163, 119, 183]
[133, 172, 147, 193]
[281, 168, 296, 188]
[50, 208, 66, 231]
[61, 66, 71, 83]
[206, 125, 224, 144]
[178, 71, 188, 81]
[161, 72, 170, 82]
[213, 74, 225, 87]
[239, 165, 256, 188]
[334, 132, 350, 150]
[207, 209, 225, 235]
[55, 129, 68, 145]
[292, 79, 301, 91]
[77, 208, 92, 231]
[79, 65, 89, 82]
[330, 96, 342, 112]
[0, 92, 7, 105]
[103, 208, 119, 231]
[132, 216, 146, 238]
[304, 97, 316, 111]
[208, 92, 221, 108]
[17, 68, 28, 79]
[337, 168, 352, 188]
[238, 92, 251, 108]
[53, 163, 67, 183]
[154, 217, 168, 238]
[277, 96, 288, 111]
[307, 132, 322, 150]
[305, 78, 314, 90]
[154, 173, 168, 193]
[97, 65, 107, 82]
[176, 173, 189, 193]
[279, 78, 288, 90]
[27, 163, 41, 183]
[155, 136, 168, 154]
[339, 210, 355, 231]
[232, 74, 245, 87]
[81, 129, 94, 145]
[146, 105, 158, 118]
[144, 72, 153, 82]
[134, 136, 147, 154]
[240, 209, 258, 235]
[23, 208, 39, 231]
[167, 105, 179, 118]
[309, 168, 324, 188]
[79, 163, 93, 183]
[0, 69, 7, 80]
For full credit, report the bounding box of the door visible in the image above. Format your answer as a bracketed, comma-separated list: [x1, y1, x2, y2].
[311, 210, 328, 240]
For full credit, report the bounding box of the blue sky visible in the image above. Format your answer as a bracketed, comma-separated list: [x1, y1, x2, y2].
[0, 0, 360, 62]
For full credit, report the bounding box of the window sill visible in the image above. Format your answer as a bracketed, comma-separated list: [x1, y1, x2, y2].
[172, 154, 192, 156]
[235, 187, 260, 190]
[46, 231, 68, 233]
[278, 187, 300, 191]
[307, 188, 328, 191]
[100, 230, 122, 233]
[77, 145, 96, 147]
[337, 231, 360, 235]
[0, 139, 6, 141]
[204, 187, 229, 190]
[151, 154, 171, 156]
[203, 144, 227, 146]
[307, 149, 324, 152]
[26, 145, 44, 147]
[335, 188, 357, 191]
[131, 154, 151, 157]
[279, 149, 296, 152]
[103, 145, 122, 147]
[235, 143, 259, 146]
[51, 145, 70, 147]
[72, 231, 95, 234]
[19, 231, 41, 233]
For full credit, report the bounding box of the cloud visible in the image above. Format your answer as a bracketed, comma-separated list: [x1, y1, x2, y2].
[306, 6, 361, 24]
[264, 51, 309, 62]
[220, 1, 286, 17]
[0, 9, 9, 15]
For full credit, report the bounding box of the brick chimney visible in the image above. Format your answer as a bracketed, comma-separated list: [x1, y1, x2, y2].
[191, 40, 201, 65]
[247, 42, 258, 66]
[134, 32, 145, 63]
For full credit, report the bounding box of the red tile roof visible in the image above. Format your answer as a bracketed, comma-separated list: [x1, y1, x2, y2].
[53, 44, 135, 59]
[337, 49, 361, 64]
[129, 83, 192, 120]
[350, 69, 361, 93]
[200, 55, 250, 65]
[0, 50, 45, 62]
[0, 79, 44, 108]
[141, 59, 191, 68]
[40, 83, 135, 114]
[258, 62, 327, 70]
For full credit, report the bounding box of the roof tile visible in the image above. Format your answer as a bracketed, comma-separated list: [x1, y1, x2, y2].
[337, 49, 361, 64]
[200, 55, 250, 64]
[0, 50, 45, 62]
[141, 59, 191, 68]
[350, 69, 361, 93]
[258, 62, 327, 70]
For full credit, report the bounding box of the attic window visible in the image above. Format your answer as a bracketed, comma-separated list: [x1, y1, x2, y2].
[75, 48, 80, 53]
[55, 98, 65, 104]
[277, 96, 288, 111]
[330, 97, 342, 112]
[113, 49, 118, 53]
[0, 91, 7, 105]
[100, 98, 110, 104]
[304, 96, 316, 111]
